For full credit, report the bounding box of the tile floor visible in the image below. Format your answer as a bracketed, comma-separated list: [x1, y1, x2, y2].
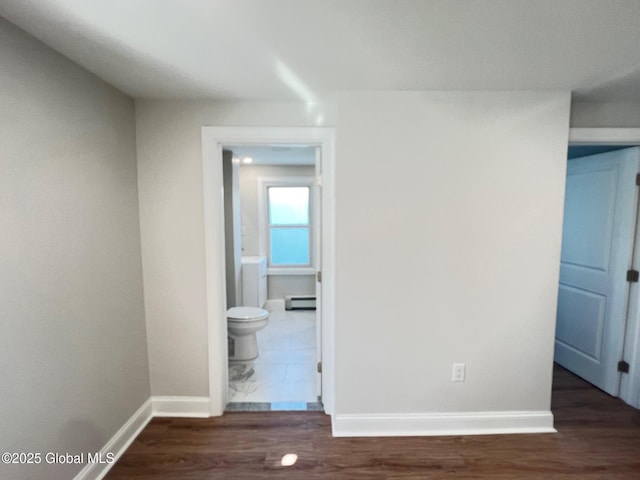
[227, 308, 318, 405]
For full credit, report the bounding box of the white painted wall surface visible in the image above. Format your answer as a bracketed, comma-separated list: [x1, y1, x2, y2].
[334, 92, 571, 414]
[136, 92, 570, 422]
[0, 18, 149, 479]
[135, 100, 334, 395]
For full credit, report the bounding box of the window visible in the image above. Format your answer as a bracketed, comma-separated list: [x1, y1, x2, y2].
[258, 177, 315, 273]
[268, 186, 310, 266]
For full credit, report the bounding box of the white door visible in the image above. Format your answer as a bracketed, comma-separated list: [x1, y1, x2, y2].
[314, 146, 322, 400]
[555, 147, 640, 395]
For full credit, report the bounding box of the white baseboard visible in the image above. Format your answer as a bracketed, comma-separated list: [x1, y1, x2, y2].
[74, 398, 152, 480]
[73, 396, 210, 480]
[152, 396, 211, 417]
[265, 298, 285, 311]
[74, 401, 552, 479]
[332, 410, 555, 437]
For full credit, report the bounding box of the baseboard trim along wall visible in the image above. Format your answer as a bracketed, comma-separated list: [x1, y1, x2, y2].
[332, 411, 556, 437]
[74, 399, 153, 480]
[74, 396, 211, 479]
[151, 396, 211, 418]
[76, 400, 554, 478]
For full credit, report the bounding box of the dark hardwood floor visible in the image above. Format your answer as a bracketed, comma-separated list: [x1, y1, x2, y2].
[106, 366, 640, 479]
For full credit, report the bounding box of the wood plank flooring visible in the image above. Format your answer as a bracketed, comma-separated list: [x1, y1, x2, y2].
[106, 366, 640, 479]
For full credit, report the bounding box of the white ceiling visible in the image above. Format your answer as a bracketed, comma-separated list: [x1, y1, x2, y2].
[2, 0, 640, 102]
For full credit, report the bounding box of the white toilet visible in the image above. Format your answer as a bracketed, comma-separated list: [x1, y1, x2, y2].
[227, 306, 270, 361]
[227, 256, 269, 381]
[227, 307, 269, 381]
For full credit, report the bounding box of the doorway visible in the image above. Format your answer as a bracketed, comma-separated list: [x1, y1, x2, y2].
[554, 127, 640, 409]
[202, 127, 336, 416]
[223, 145, 320, 410]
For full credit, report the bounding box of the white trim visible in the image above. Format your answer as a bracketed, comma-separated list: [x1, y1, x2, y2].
[568, 128, 640, 409]
[268, 267, 315, 275]
[332, 411, 556, 437]
[202, 126, 336, 417]
[151, 396, 211, 418]
[313, 145, 323, 399]
[73, 399, 153, 480]
[569, 128, 640, 145]
[202, 130, 230, 416]
[626, 198, 640, 409]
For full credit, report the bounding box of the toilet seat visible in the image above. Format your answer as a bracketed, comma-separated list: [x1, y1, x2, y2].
[227, 306, 269, 321]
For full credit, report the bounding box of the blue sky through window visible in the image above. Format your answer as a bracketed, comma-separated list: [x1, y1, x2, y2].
[270, 228, 309, 265]
[268, 187, 310, 265]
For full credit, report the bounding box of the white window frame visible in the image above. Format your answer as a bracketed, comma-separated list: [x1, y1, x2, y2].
[258, 176, 316, 275]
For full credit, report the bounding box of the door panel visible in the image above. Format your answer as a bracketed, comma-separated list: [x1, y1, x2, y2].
[556, 285, 605, 360]
[561, 169, 616, 269]
[555, 147, 640, 396]
[314, 146, 322, 399]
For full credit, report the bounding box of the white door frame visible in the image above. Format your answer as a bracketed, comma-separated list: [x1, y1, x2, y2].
[569, 127, 640, 408]
[201, 126, 336, 416]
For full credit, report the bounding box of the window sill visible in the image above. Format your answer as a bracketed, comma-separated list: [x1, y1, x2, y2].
[267, 267, 316, 276]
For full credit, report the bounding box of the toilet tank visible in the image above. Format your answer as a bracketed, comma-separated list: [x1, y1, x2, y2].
[241, 256, 267, 307]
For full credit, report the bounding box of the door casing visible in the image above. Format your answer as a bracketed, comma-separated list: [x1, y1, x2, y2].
[201, 126, 336, 416]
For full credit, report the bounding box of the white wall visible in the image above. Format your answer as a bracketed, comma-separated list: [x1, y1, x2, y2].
[0, 18, 149, 479]
[333, 92, 570, 415]
[135, 100, 334, 395]
[136, 92, 570, 424]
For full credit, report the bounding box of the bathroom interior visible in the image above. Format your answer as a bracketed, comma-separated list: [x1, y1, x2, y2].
[222, 144, 320, 411]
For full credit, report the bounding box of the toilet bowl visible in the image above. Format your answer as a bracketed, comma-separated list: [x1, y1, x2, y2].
[227, 306, 270, 363]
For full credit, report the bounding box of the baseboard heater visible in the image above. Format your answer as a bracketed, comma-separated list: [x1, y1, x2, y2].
[285, 295, 316, 310]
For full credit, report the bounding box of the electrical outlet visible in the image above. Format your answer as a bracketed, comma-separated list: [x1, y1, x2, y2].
[452, 363, 466, 382]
